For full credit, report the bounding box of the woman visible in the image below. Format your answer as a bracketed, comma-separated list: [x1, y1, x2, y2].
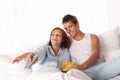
[12, 27, 91, 80]
[12, 27, 71, 70]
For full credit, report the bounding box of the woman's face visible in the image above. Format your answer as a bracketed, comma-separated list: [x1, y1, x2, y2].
[50, 29, 63, 47]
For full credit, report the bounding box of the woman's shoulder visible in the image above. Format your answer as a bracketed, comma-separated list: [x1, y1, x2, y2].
[34, 42, 49, 50]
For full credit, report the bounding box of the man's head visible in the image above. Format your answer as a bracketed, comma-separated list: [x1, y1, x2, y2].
[62, 14, 80, 38]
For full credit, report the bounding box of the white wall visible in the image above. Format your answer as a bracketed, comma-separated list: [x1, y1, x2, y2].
[0, 0, 120, 54]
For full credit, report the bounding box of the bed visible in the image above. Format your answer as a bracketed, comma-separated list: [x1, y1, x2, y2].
[0, 54, 91, 80]
[0, 26, 120, 80]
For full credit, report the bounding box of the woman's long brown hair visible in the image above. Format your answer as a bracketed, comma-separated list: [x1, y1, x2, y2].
[48, 27, 71, 48]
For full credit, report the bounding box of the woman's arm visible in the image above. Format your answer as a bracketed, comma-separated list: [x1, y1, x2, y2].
[11, 52, 30, 64]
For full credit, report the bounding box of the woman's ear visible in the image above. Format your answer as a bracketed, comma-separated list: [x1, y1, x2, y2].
[62, 39, 64, 42]
[76, 22, 79, 28]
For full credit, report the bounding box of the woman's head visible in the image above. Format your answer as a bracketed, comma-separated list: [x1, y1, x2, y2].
[48, 27, 71, 48]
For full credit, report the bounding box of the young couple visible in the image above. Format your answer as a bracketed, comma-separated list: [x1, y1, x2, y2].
[12, 14, 120, 80]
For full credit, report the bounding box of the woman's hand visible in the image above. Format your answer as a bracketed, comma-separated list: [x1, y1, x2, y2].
[26, 53, 34, 63]
[12, 55, 23, 64]
[26, 53, 38, 65]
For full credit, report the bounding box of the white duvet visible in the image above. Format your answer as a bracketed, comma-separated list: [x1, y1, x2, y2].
[26, 68, 91, 80]
[0, 54, 91, 80]
[0, 54, 120, 80]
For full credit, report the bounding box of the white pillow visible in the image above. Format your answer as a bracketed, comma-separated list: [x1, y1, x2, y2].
[98, 27, 120, 61]
[119, 26, 120, 38]
[104, 49, 120, 61]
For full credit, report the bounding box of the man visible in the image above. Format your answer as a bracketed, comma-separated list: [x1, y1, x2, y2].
[62, 14, 120, 80]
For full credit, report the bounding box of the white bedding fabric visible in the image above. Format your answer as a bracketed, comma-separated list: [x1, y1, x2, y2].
[0, 55, 30, 80]
[26, 68, 91, 80]
[0, 54, 120, 80]
[0, 54, 91, 80]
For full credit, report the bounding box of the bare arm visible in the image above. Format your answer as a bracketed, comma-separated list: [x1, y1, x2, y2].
[73, 34, 100, 70]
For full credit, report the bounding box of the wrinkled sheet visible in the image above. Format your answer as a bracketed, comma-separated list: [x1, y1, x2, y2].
[26, 68, 91, 80]
[0, 54, 91, 80]
[0, 54, 120, 80]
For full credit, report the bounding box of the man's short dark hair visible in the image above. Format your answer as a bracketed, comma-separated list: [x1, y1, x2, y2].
[62, 14, 78, 24]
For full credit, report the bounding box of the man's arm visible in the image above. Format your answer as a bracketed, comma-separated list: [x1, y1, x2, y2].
[73, 34, 100, 70]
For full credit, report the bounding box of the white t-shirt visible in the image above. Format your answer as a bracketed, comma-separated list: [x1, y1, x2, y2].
[69, 33, 92, 64]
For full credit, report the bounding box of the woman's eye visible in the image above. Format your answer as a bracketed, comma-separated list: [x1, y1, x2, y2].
[51, 34, 54, 36]
[57, 34, 62, 37]
[51, 34, 62, 37]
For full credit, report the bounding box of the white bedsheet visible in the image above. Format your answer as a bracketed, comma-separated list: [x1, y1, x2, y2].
[0, 54, 120, 80]
[0, 54, 30, 80]
[26, 68, 91, 80]
[0, 54, 91, 80]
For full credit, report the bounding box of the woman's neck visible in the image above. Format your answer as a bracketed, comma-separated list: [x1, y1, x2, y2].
[52, 45, 60, 56]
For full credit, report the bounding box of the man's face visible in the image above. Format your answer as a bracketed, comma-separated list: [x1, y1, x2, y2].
[63, 21, 79, 37]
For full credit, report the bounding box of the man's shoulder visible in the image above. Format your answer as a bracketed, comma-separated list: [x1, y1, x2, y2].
[90, 34, 99, 39]
[90, 33, 99, 43]
[85, 33, 99, 39]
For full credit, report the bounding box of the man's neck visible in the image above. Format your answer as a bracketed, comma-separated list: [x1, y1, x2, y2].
[73, 31, 85, 41]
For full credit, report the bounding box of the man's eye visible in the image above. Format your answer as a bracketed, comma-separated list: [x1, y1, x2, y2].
[69, 25, 73, 28]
